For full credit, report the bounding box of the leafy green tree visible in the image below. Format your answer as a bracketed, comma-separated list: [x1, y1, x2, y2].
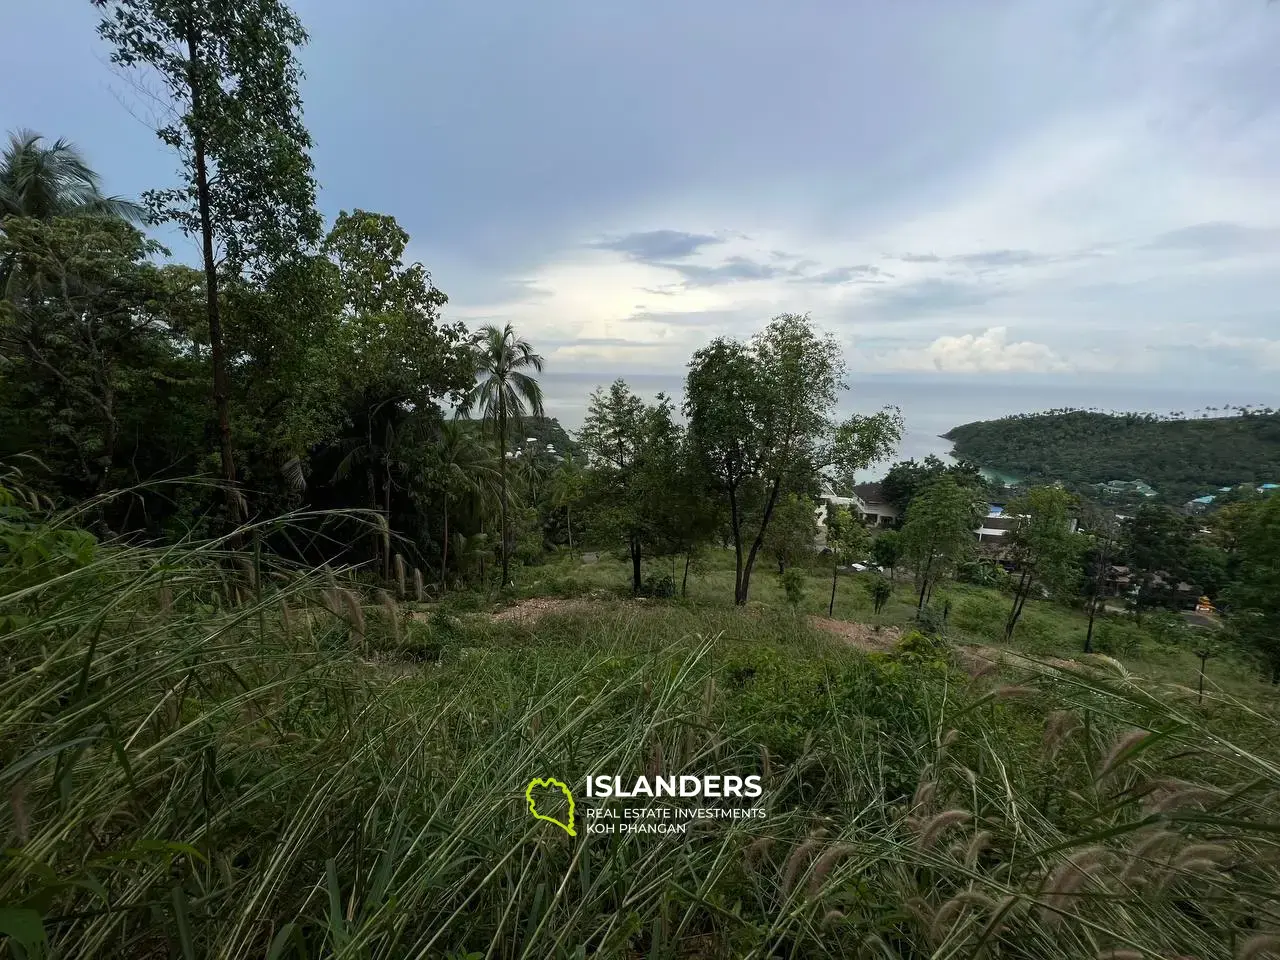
[548, 452, 587, 552]
[426, 421, 498, 589]
[0, 130, 143, 225]
[458, 323, 545, 586]
[870, 576, 893, 615]
[0, 217, 195, 495]
[684, 314, 901, 605]
[321, 210, 470, 406]
[1224, 496, 1280, 683]
[899, 475, 980, 613]
[1001, 486, 1081, 642]
[764, 493, 819, 575]
[578, 380, 682, 594]
[824, 504, 868, 615]
[93, 0, 324, 523]
[1080, 505, 1119, 654]
[1120, 505, 1194, 624]
[881, 455, 987, 515]
[872, 529, 902, 583]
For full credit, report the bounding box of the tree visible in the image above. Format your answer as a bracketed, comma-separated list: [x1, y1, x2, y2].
[870, 577, 893, 615]
[881, 455, 987, 515]
[823, 503, 868, 615]
[548, 452, 587, 552]
[899, 475, 980, 614]
[93, 0, 324, 525]
[872, 529, 902, 583]
[764, 493, 819, 575]
[0, 130, 143, 225]
[457, 323, 545, 586]
[1080, 505, 1119, 654]
[685, 314, 901, 605]
[578, 380, 682, 594]
[1120, 505, 1193, 624]
[1001, 486, 1081, 642]
[1224, 496, 1280, 683]
[321, 210, 470, 406]
[426, 422, 497, 589]
[0, 216, 193, 495]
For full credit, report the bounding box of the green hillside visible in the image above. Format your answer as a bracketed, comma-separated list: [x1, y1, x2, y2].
[943, 409, 1280, 503]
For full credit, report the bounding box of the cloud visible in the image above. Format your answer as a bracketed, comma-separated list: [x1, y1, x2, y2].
[594, 230, 723, 262]
[1204, 332, 1280, 369]
[862, 278, 1003, 317]
[880, 327, 1072, 374]
[798, 264, 886, 285]
[662, 255, 791, 287]
[1143, 222, 1280, 257]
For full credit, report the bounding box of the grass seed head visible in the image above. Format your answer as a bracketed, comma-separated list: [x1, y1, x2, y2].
[917, 809, 972, 852]
[807, 843, 855, 897]
[1097, 729, 1153, 782]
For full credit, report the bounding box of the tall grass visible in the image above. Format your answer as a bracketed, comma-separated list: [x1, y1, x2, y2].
[3, 503, 1280, 957]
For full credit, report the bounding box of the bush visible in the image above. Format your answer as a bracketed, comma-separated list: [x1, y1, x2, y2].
[637, 573, 675, 599]
[1093, 617, 1145, 656]
[779, 567, 806, 608]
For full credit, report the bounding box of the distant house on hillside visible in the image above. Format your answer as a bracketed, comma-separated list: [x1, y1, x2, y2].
[850, 482, 899, 527]
[1096, 479, 1158, 498]
[816, 480, 899, 531]
[976, 512, 1080, 546]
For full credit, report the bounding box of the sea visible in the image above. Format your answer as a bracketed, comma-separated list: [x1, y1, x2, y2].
[538, 372, 1279, 482]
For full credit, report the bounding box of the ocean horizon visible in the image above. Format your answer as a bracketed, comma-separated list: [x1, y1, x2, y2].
[538, 372, 1280, 482]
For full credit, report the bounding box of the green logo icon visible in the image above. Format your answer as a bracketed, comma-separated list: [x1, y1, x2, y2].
[526, 777, 576, 836]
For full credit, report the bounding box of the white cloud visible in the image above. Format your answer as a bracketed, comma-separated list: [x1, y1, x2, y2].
[878, 327, 1073, 374]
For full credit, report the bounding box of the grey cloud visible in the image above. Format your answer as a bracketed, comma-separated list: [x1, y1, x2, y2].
[800, 264, 886, 285]
[1144, 222, 1280, 256]
[862, 277, 1002, 316]
[595, 229, 722, 262]
[661, 255, 789, 286]
[623, 308, 748, 327]
[950, 249, 1043, 267]
[896, 253, 943, 263]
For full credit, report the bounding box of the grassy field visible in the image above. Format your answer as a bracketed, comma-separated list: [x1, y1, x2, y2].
[4, 524, 1280, 958]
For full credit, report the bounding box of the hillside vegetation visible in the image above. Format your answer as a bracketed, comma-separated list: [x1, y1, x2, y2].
[943, 410, 1280, 502]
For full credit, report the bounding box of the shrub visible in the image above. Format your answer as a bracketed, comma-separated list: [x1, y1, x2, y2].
[779, 567, 806, 609]
[1093, 617, 1145, 656]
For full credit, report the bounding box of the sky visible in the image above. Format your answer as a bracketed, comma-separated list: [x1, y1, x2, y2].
[6, 0, 1280, 428]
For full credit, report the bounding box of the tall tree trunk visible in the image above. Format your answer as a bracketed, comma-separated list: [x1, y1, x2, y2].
[1084, 592, 1100, 654]
[440, 501, 450, 590]
[728, 484, 745, 603]
[185, 27, 239, 528]
[916, 552, 935, 613]
[366, 467, 379, 572]
[738, 478, 783, 606]
[828, 565, 838, 615]
[1005, 569, 1031, 641]
[682, 552, 691, 597]
[630, 537, 642, 594]
[566, 504, 573, 552]
[498, 403, 510, 586]
[383, 463, 392, 581]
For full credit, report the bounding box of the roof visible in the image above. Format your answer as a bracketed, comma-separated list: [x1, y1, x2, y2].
[851, 482, 888, 505]
[1190, 495, 1216, 505]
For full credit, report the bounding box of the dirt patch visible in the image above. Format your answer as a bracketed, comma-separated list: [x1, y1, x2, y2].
[491, 597, 593, 623]
[809, 616, 902, 653]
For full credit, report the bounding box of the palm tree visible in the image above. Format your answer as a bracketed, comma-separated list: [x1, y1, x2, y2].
[1, 130, 144, 224]
[457, 324, 545, 586]
[432, 421, 499, 589]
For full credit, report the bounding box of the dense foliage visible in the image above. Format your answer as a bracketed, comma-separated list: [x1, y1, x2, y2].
[944, 409, 1280, 504]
